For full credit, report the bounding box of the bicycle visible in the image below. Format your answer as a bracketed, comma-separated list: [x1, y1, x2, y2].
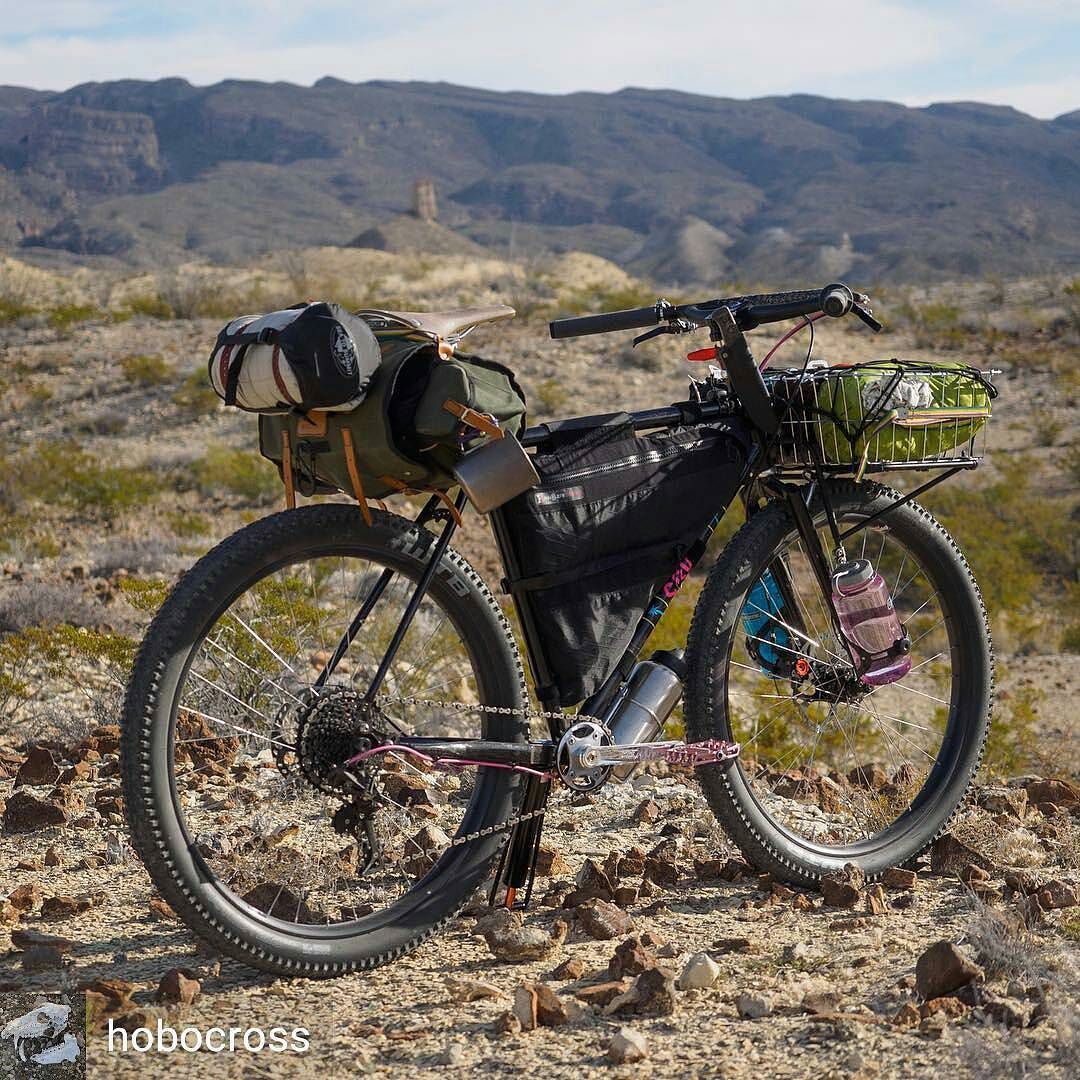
[121, 283, 995, 976]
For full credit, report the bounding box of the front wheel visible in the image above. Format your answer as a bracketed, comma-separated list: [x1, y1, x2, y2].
[685, 480, 993, 885]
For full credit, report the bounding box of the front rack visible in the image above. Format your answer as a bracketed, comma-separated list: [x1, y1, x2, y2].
[764, 360, 996, 478]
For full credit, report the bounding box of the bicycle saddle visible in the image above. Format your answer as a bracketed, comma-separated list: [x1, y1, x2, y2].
[357, 305, 516, 340]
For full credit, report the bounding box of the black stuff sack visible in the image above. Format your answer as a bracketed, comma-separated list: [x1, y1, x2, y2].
[496, 415, 749, 706]
[209, 302, 382, 412]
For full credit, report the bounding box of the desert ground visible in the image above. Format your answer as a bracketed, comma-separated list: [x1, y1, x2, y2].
[0, 249, 1077, 1078]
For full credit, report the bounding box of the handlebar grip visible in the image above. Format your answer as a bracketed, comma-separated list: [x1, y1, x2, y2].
[821, 283, 854, 318]
[549, 304, 657, 339]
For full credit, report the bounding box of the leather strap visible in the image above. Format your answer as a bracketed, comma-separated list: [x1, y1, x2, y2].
[281, 429, 296, 510]
[340, 427, 373, 528]
[442, 398, 504, 440]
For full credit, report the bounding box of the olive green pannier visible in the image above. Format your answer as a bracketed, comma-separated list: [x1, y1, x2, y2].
[258, 337, 527, 509]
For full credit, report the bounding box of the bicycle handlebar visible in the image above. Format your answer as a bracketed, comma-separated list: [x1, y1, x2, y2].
[549, 283, 868, 339]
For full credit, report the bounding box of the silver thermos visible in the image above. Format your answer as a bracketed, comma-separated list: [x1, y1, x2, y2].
[606, 650, 686, 780]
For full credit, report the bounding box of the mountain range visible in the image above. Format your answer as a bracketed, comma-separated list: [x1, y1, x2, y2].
[2, 77, 1079, 283]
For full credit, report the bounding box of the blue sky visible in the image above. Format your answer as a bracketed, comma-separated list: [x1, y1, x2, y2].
[1, 1, 1078, 118]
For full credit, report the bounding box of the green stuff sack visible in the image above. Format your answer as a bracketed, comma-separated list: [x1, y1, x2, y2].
[258, 339, 526, 501]
[776, 361, 993, 467]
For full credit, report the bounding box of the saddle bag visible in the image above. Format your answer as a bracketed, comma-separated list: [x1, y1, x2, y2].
[258, 338, 528, 503]
[495, 414, 750, 707]
[209, 302, 382, 412]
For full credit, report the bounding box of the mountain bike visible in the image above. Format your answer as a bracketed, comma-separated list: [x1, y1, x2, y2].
[121, 283, 995, 976]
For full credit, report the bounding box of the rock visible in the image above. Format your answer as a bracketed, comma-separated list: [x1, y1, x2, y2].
[475, 906, 522, 937]
[533, 982, 571, 1026]
[977, 786, 1028, 819]
[633, 798, 661, 824]
[512, 984, 538, 1031]
[493, 1010, 521, 1035]
[1023, 778, 1079, 808]
[920, 996, 968, 1021]
[915, 941, 984, 1000]
[575, 980, 631, 1007]
[605, 966, 677, 1017]
[847, 763, 888, 789]
[42, 892, 104, 918]
[438, 1043, 466, 1067]
[158, 968, 201, 1004]
[607, 1026, 649, 1064]
[613, 885, 638, 909]
[148, 897, 177, 921]
[693, 857, 728, 880]
[16, 856, 43, 871]
[736, 991, 774, 1019]
[883, 867, 918, 889]
[678, 952, 720, 990]
[0, 900, 19, 925]
[10, 927, 75, 953]
[574, 858, 614, 902]
[712, 936, 754, 954]
[82, 977, 137, 1009]
[958, 862, 990, 884]
[22, 945, 68, 972]
[983, 997, 1029, 1028]
[446, 977, 503, 1002]
[892, 1002, 921, 1029]
[8, 882, 42, 912]
[44, 846, 62, 867]
[549, 957, 585, 981]
[643, 854, 679, 888]
[2, 788, 82, 831]
[576, 899, 634, 940]
[608, 935, 658, 979]
[484, 918, 568, 962]
[618, 847, 647, 878]
[792, 893, 815, 912]
[14, 745, 61, 787]
[534, 844, 570, 877]
[931, 833, 992, 876]
[821, 864, 865, 908]
[865, 884, 888, 916]
[1036, 880, 1078, 909]
[803, 990, 842, 1015]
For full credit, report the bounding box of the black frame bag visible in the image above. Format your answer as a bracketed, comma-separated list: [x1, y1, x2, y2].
[497, 415, 749, 706]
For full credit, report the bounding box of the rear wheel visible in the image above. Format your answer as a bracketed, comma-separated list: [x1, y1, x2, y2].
[121, 504, 527, 977]
[685, 481, 993, 885]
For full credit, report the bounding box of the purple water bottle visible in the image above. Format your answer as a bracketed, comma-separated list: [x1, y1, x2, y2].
[831, 559, 911, 686]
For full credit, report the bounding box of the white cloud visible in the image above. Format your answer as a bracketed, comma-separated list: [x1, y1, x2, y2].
[0, 0, 955, 96]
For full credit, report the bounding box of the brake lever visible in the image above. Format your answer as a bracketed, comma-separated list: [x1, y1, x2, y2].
[632, 317, 696, 347]
[852, 303, 883, 333]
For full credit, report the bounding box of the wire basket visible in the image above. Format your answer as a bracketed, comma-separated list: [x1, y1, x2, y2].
[766, 360, 996, 476]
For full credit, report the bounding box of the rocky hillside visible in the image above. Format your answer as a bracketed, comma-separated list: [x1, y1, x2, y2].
[2, 79, 1080, 281]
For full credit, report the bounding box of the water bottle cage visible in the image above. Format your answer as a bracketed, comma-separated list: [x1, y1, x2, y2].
[844, 624, 911, 676]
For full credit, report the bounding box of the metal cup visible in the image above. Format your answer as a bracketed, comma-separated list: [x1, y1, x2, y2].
[452, 434, 539, 514]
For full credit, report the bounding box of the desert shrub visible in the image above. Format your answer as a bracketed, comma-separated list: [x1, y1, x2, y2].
[165, 509, 212, 538]
[982, 681, 1042, 777]
[172, 369, 219, 417]
[119, 576, 171, 615]
[21, 440, 156, 515]
[47, 303, 102, 331]
[925, 457, 1073, 648]
[124, 293, 175, 319]
[120, 353, 174, 386]
[1030, 407, 1064, 447]
[91, 537, 177, 578]
[1062, 622, 1080, 654]
[0, 298, 36, 323]
[531, 377, 570, 415]
[617, 343, 664, 373]
[558, 282, 658, 317]
[192, 445, 280, 503]
[0, 581, 100, 634]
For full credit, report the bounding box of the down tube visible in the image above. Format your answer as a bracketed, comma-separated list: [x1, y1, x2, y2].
[578, 481, 750, 722]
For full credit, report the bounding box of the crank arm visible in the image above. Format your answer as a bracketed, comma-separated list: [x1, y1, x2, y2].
[576, 739, 740, 769]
